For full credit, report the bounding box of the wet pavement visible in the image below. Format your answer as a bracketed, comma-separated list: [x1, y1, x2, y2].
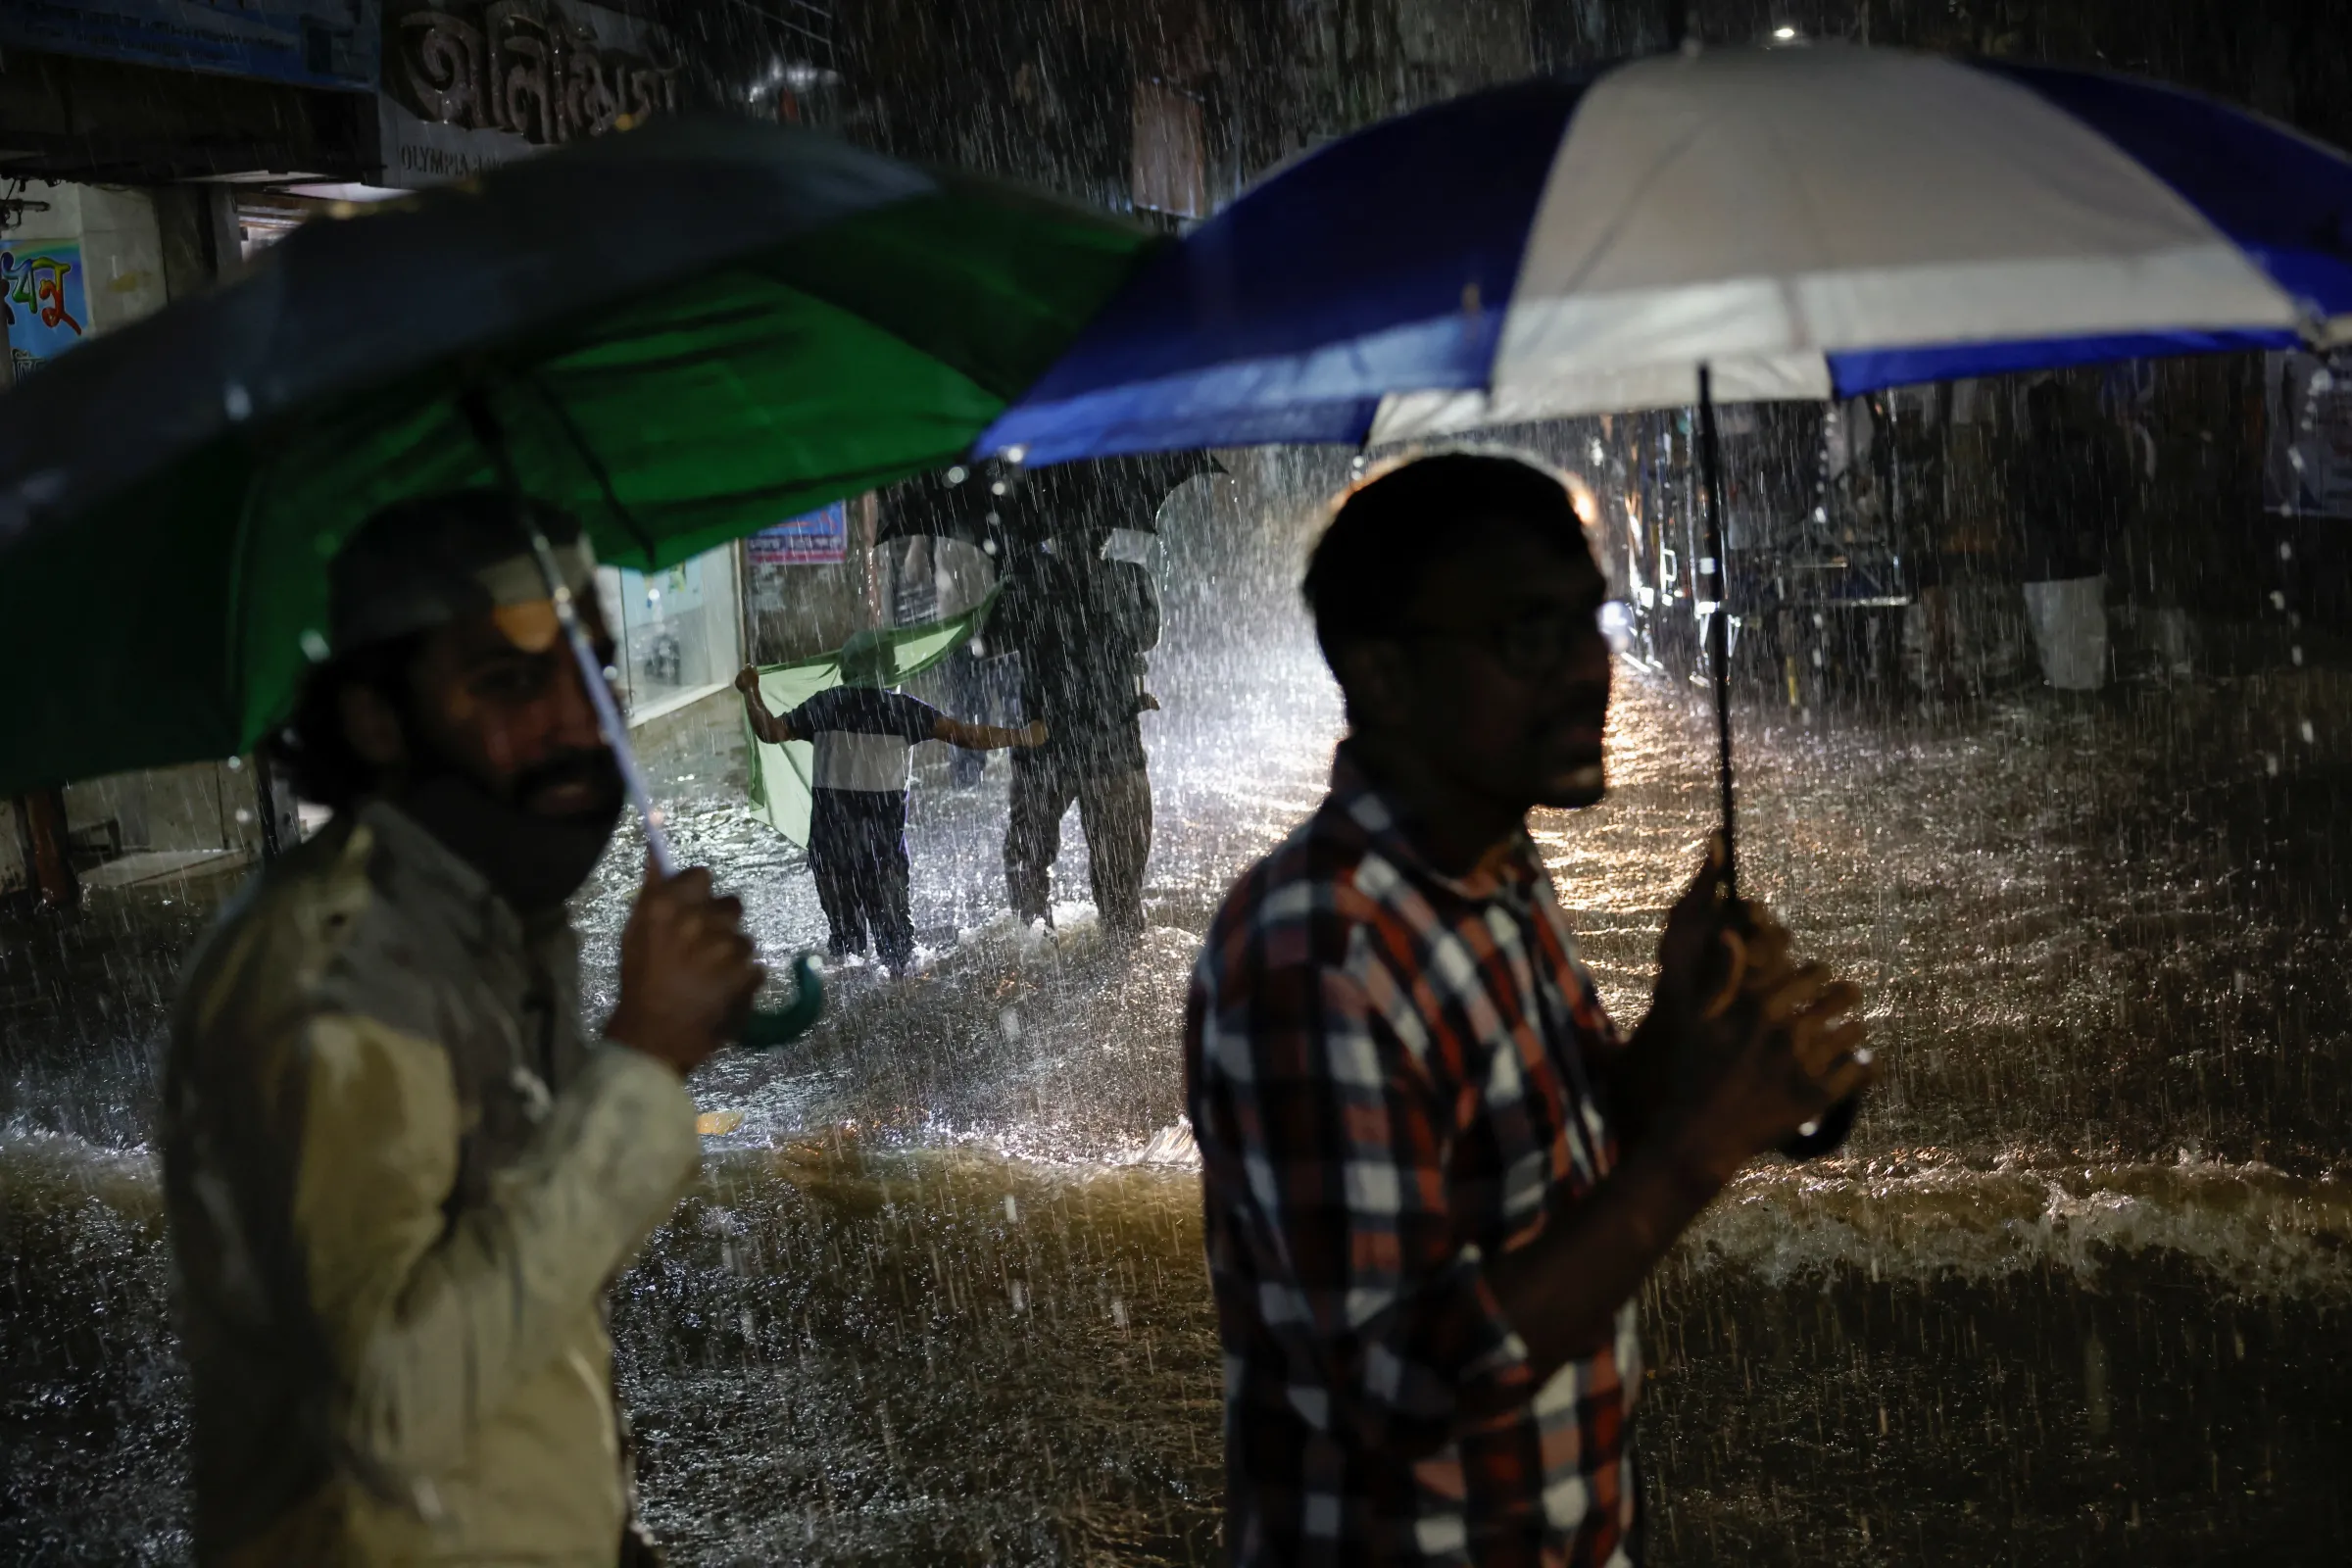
[5, 561, 2351, 1561]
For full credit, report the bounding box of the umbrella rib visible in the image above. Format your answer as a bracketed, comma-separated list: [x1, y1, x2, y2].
[1545, 120, 1709, 306]
[555, 298, 778, 357]
[740, 254, 1039, 401]
[547, 310, 787, 378]
[522, 373, 662, 567]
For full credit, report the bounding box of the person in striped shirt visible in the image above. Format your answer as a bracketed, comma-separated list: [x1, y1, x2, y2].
[1184, 452, 1875, 1566]
[739, 632, 1045, 974]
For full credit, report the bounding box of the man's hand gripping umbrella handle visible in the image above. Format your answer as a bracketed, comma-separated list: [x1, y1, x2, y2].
[1696, 898, 1862, 1162]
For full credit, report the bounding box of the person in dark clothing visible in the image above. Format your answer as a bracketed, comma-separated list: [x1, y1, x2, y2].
[2012, 378, 2132, 689]
[1186, 453, 1872, 1563]
[739, 633, 1044, 973]
[990, 528, 1161, 937]
[2015, 378, 2131, 581]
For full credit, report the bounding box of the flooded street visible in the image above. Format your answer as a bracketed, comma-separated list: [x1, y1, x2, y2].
[5, 487, 2351, 1562]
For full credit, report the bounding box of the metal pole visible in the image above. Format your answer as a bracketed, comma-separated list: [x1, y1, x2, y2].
[1696, 364, 1737, 898]
[253, 755, 284, 859]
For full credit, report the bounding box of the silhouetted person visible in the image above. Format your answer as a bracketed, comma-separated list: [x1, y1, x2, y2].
[992, 527, 1160, 937]
[2014, 378, 2131, 690]
[1186, 454, 1872, 1564]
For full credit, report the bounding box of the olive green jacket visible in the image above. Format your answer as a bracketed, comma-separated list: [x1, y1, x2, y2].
[164, 802, 699, 1566]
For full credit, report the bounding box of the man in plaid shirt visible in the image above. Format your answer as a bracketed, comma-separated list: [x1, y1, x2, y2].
[1185, 453, 1874, 1566]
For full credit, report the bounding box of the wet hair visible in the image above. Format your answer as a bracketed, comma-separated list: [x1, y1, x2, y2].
[268, 634, 422, 811]
[1301, 450, 1587, 665]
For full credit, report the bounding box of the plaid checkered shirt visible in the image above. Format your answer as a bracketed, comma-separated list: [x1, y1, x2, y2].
[1184, 749, 1640, 1567]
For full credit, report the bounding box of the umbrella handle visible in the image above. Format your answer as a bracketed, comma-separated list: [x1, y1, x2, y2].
[1696, 366, 1737, 898]
[740, 953, 825, 1048]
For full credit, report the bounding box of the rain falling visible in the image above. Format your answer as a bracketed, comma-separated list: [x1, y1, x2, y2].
[5, 2, 2352, 1566]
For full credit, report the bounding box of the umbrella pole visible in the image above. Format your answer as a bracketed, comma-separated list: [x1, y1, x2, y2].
[1696, 364, 1737, 898]
[1701, 371, 1862, 1159]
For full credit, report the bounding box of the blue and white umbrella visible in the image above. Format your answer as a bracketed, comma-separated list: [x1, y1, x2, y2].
[979, 42, 2352, 1160]
[982, 41, 2352, 465]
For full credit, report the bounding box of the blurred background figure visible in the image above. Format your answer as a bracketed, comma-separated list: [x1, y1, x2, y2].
[2014, 377, 2132, 691]
[992, 524, 1161, 938]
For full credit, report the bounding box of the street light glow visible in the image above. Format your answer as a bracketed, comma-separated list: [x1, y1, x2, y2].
[1774, 24, 1797, 39]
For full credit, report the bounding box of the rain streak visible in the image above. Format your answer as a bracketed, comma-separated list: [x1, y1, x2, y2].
[6, 2, 2352, 1565]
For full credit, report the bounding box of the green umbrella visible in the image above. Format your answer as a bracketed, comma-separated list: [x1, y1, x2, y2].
[0, 115, 1158, 799]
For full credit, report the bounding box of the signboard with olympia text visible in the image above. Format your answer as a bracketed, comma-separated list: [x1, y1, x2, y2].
[0, 1, 381, 93]
[749, 501, 850, 566]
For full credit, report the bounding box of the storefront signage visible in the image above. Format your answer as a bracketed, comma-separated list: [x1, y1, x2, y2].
[0, 1, 380, 93]
[392, 1, 679, 144]
[374, 0, 683, 187]
[0, 243, 89, 377]
[749, 501, 850, 566]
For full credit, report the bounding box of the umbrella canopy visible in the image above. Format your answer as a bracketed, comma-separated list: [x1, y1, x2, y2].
[981, 41, 2352, 464]
[0, 116, 1155, 798]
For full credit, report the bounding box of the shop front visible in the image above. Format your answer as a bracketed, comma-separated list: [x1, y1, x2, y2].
[596, 548, 747, 725]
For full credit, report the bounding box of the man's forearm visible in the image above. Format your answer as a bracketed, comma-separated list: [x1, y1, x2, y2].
[345, 1050, 698, 1473]
[938, 719, 1032, 750]
[741, 694, 788, 744]
[1601, 1009, 1686, 1150]
[295, 1023, 701, 1480]
[1485, 1120, 1734, 1381]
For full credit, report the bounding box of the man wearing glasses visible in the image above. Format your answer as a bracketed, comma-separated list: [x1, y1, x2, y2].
[1184, 451, 1874, 1566]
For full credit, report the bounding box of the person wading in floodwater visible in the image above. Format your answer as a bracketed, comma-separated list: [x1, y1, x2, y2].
[164, 492, 762, 1567]
[2013, 377, 2132, 692]
[991, 521, 1161, 940]
[1184, 452, 1876, 1566]
[736, 631, 1047, 975]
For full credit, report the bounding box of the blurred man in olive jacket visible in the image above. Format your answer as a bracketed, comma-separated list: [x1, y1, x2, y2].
[166, 492, 761, 1565]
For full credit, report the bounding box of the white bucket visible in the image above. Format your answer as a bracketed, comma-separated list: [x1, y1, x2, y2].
[2022, 576, 2109, 691]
